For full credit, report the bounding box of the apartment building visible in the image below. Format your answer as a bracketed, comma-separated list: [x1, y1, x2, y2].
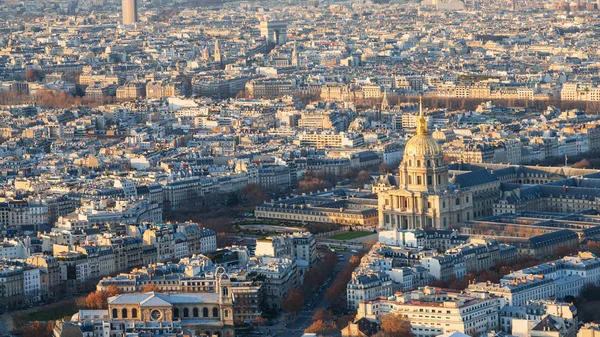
[468, 275, 556, 307]
[247, 256, 299, 310]
[142, 225, 175, 262]
[347, 271, 393, 309]
[356, 287, 500, 337]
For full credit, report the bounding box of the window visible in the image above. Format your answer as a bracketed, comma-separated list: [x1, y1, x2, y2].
[174, 308, 179, 318]
[213, 308, 219, 317]
[456, 198, 460, 205]
[417, 176, 422, 185]
[122, 308, 128, 318]
[112, 309, 118, 318]
[203, 308, 209, 317]
[193, 308, 199, 317]
[427, 160, 431, 167]
[183, 308, 189, 318]
[437, 175, 441, 184]
[417, 160, 421, 167]
[408, 176, 412, 184]
[427, 175, 432, 185]
[132, 308, 138, 318]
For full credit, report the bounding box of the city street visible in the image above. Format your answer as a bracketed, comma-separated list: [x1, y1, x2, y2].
[248, 250, 355, 337]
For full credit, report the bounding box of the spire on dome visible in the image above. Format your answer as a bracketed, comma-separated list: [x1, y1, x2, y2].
[416, 95, 428, 136]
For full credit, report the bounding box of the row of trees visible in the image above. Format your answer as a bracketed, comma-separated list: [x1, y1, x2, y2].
[305, 308, 354, 335]
[303, 252, 339, 294]
[76, 285, 123, 309]
[281, 252, 340, 315]
[324, 254, 362, 313]
[297, 168, 381, 194]
[12, 320, 54, 337]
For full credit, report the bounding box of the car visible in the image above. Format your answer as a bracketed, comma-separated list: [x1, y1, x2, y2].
[351, 249, 358, 253]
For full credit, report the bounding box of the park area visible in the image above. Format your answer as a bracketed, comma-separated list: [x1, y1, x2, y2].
[329, 231, 374, 240]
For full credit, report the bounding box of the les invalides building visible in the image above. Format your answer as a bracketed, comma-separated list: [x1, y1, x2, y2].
[378, 100, 474, 230]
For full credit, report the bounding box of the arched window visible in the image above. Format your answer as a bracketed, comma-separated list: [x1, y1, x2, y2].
[213, 308, 219, 317]
[132, 308, 138, 318]
[193, 308, 199, 318]
[203, 308, 209, 317]
[122, 308, 128, 319]
[183, 308, 189, 318]
[173, 308, 179, 318]
[112, 309, 118, 319]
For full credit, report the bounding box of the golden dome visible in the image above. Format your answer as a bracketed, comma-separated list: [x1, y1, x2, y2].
[404, 134, 443, 157]
[403, 96, 443, 158]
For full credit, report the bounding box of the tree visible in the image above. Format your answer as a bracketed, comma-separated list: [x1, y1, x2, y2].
[281, 288, 304, 314]
[379, 162, 390, 174]
[572, 159, 592, 169]
[312, 308, 334, 322]
[240, 183, 269, 206]
[24, 321, 52, 337]
[349, 255, 361, 266]
[342, 169, 358, 180]
[336, 314, 356, 329]
[375, 313, 414, 337]
[105, 285, 121, 297]
[304, 319, 337, 335]
[142, 283, 158, 292]
[84, 291, 109, 309]
[12, 314, 29, 335]
[298, 171, 327, 194]
[354, 170, 372, 187]
[25, 68, 43, 82]
[252, 316, 267, 326]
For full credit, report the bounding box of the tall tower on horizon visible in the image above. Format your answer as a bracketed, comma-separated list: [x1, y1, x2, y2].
[291, 41, 298, 67]
[511, 0, 516, 11]
[214, 39, 223, 67]
[122, 0, 138, 25]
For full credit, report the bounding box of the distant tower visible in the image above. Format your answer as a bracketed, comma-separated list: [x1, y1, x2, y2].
[381, 89, 390, 111]
[511, 0, 516, 11]
[214, 39, 222, 65]
[291, 41, 298, 67]
[201, 45, 210, 62]
[122, 0, 138, 25]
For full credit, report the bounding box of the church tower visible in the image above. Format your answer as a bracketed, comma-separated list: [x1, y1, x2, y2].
[214, 39, 223, 67]
[380, 88, 390, 112]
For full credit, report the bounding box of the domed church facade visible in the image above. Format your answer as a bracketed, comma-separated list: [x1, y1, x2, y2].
[378, 100, 473, 230]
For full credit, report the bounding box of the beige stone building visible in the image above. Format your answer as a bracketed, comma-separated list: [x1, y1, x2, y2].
[378, 100, 473, 230]
[107, 280, 235, 337]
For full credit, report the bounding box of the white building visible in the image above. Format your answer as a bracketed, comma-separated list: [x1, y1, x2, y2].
[357, 287, 500, 337]
[347, 271, 393, 309]
[23, 267, 41, 303]
[0, 238, 30, 259]
[468, 275, 556, 307]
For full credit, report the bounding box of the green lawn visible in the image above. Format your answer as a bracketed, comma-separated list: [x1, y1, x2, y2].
[27, 301, 79, 321]
[329, 231, 374, 240]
